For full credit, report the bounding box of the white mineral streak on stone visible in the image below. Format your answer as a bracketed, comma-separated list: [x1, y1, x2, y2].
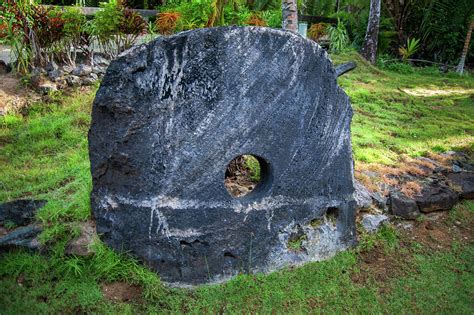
[168, 228, 203, 237]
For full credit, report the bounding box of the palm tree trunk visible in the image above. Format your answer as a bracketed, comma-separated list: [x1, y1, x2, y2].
[282, 0, 298, 32]
[456, 20, 474, 74]
[360, 0, 381, 64]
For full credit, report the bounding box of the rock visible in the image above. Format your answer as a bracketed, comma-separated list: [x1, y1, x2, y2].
[37, 81, 57, 95]
[48, 69, 63, 82]
[353, 180, 372, 211]
[448, 172, 474, 199]
[0, 60, 12, 74]
[93, 55, 110, 67]
[0, 225, 42, 251]
[452, 160, 474, 172]
[72, 64, 92, 76]
[66, 75, 81, 87]
[89, 26, 356, 285]
[389, 192, 421, 219]
[65, 221, 97, 256]
[93, 66, 107, 76]
[0, 199, 47, 226]
[361, 214, 389, 233]
[62, 65, 74, 74]
[30, 68, 42, 87]
[44, 61, 59, 72]
[414, 183, 458, 213]
[452, 164, 462, 173]
[371, 192, 388, 210]
[82, 73, 98, 85]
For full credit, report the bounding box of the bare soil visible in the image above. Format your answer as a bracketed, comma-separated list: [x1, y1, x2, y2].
[101, 282, 143, 303]
[352, 210, 474, 288]
[0, 73, 32, 115]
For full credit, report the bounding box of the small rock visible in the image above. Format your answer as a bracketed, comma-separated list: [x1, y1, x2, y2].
[0, 225, 42, 251]
[390, 192, 421, 219]
[415, 183, 458, 213]
[65, 221, 97, 256]
[361, 214, 389, 233]
[72, 64, 92, 76]
[93, 55, 110, 67]
[48, 69, 63, 82]
[448, 172, 474, 199]
[0, 199, 47, 226]
[371, 192, 388, 211]
[452, 164, 462, 173]
[37, 81, 57, 95]
[30, 68, 43, 87]
[66, 75, 81, 87]
[353, 180, 372, 211]
[62, 65, 74, 74]
[453, 160, 474, 172]
[82, 73, 99, 86]
[44, 61, 59, 72]
[93, 66, 107, 75]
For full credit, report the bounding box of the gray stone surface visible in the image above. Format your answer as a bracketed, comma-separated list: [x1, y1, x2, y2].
[72, 64, 92, 76]
[353, 180, 372, 211]
[361, 214, 389, 233]
[66, 75, 81, 87]
[0, 225, 42, 251]
[0, 199, 47, 226]
[389, 192, 420, 219]
[448, 172, 474, 199]
[415, 182, 458, 213]
[89, 26, 356, 286]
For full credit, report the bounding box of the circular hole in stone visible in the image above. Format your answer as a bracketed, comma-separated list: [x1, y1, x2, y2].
[225, 155, 263, 197]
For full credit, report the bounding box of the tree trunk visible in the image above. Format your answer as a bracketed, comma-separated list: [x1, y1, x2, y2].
[360, 0, 381, 64]
[282, 0, 298, 32]
[456, 20, 474, 74]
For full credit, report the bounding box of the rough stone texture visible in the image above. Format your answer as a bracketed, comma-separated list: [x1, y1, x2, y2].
[65, 221, 97, 256]
[415, 182, 458, 213]
[89, 27, 356, 286]
[361, 214, 388, 233]
[448, 172, 474, 199]
[0, 225, 42, 251]
[0, 199, 47, 226]
[72, 64, 92, 77]
[48, 69, 63, 82]
[66, 75, 81, 87]
[353, 180, 372, 211]
[389, 192, 420, 219]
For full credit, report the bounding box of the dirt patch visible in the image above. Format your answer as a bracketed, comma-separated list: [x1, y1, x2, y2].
[352, 243, 411, 286]
[352, 208, 473, 289]
[101, 282, 143, 303]
[0, 73, 33, 115]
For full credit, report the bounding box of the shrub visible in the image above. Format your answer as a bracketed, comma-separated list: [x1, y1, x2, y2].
[90, 0, 147, 58]
[156, 12, 181, 35]
[398, 37, 421, 61]
[327, 19, 349, 53]
[307, 23, 327, 42]
[261, 9, 281, 28]
[246, 14, 267, 27]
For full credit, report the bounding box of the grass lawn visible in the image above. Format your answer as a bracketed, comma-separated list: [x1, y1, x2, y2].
[0, 52, 473, 313]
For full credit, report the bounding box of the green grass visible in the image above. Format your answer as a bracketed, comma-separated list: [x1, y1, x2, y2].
[1, 53, 474, 313]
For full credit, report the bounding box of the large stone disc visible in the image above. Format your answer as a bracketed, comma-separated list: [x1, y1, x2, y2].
[89, 26, 356, 286]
